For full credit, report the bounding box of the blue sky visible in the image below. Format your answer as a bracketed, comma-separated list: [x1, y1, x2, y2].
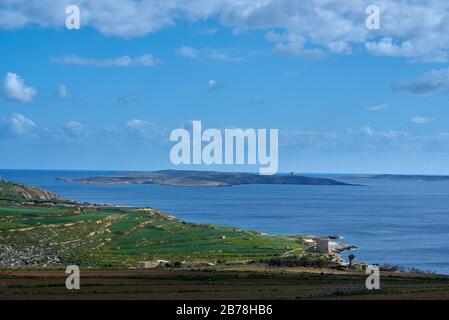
[1, 0, 449, 174]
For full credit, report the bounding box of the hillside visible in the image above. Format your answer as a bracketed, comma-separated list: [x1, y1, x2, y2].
[60, 170, 352, 187]
[0, 179, 328, 269]
[0, 180, 64, 203]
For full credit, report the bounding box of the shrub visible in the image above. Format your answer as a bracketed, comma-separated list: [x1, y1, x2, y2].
[263, 254, 332, 268]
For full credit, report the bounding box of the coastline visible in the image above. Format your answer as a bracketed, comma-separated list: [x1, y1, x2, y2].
[0, 180, 344, 267]
[0, 179, 359, 271]
[2, 171, 447, 275]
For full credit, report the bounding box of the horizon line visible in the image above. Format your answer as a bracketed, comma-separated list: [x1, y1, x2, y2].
[1, 168, 449, 177]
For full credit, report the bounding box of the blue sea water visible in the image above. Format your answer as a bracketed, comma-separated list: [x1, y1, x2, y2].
[1, 169, 449, 275]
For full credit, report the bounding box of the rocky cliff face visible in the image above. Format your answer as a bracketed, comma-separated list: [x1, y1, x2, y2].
[0, 180, 63, 203]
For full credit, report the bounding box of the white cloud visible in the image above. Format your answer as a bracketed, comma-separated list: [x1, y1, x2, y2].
[4, 1, 449, 61]
[366, 38, 415, 58]
[9, 113, 36, 136]
[2, 72, 37, 102]
[175, 46, 199, 59]
[0, 113, 37, 137]
[0, 114, 168, 145]
[53, 54, 160, 67]
[393, 67, 449, 95]
[410, 116, 433, 125]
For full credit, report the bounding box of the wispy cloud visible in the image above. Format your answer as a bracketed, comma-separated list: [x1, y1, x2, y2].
[64, 121, 89, 137]
[367, 104, 388, 112]
[56, 84, 69, 100]
[285, 71, 299, 78]
[279, 126, 448, 152]
[205, 48, 243, 62]
[53, 54, 160, 67]
[0, 113, 37, 137]
[175, 46, 199, 59]
[2, 113, 449, 154]
[197, 28, 219, 35]
[1, 113, 168, 147]
[245, 99, 264, 105]
[274, 44, 326, 60]
[410, 116, 433, 125]
[175, 46, 243, 61]
[267, 31, 327, 60]
[118, 95, 139, 104]
[393, 67, 449, 95]
[125, 119, 168, 143]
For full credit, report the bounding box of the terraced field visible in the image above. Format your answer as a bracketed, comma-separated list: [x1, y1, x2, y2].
[0, 180, 312, 269]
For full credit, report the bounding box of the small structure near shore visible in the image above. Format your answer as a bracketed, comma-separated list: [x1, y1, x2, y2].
[351, 262, 368, 271]
[316, 238, 330, 253]
[137, 260, 170, 269]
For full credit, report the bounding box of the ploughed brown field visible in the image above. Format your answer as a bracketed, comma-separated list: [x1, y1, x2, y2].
[1, 267, 449, 300]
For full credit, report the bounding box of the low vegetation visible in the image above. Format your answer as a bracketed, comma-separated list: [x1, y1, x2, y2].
[0, 180, 312, 269]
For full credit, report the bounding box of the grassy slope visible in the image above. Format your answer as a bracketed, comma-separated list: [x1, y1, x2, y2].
[0, 180, 312, 268]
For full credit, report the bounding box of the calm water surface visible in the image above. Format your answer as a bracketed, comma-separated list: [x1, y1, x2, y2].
[2, 169, 449, 274]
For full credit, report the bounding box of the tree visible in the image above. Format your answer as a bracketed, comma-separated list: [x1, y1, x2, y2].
[348, 254, 355, 267]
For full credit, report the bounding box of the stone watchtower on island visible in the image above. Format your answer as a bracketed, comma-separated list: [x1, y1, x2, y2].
[315, 238, 330, 254]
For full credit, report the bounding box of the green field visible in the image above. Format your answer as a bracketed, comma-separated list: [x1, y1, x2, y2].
[0, 180, 319, 269]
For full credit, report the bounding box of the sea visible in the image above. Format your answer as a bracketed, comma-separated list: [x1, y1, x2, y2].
[1, 169, 449, 275]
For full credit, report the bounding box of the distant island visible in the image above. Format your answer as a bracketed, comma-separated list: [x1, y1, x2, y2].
[59, 170, 352, 187]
